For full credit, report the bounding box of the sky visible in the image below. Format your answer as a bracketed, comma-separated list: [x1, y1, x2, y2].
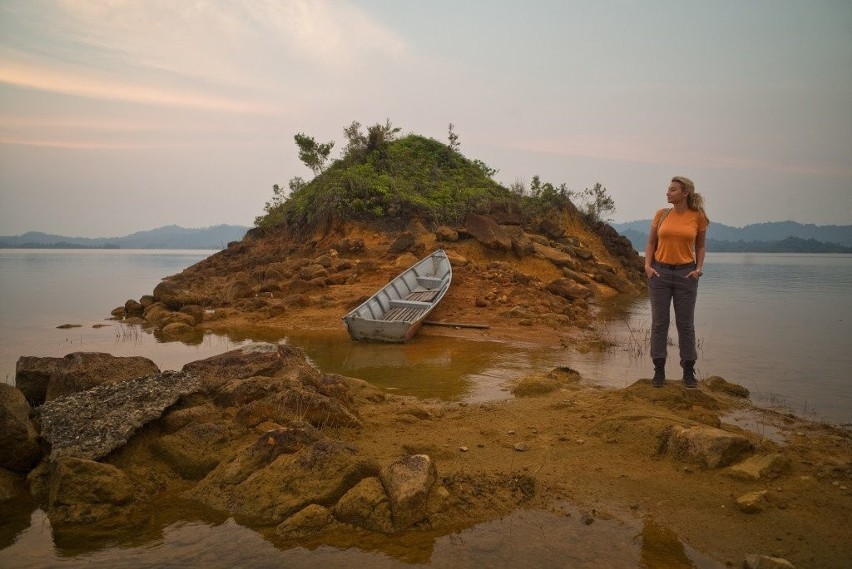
[1, 0, 850, 238]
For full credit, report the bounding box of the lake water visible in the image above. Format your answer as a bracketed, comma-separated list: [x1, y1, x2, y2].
[1, 249, 850, 424]
[1, 249, 849, 568]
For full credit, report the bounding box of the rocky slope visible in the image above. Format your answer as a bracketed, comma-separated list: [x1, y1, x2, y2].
[112, 205, 645, 346]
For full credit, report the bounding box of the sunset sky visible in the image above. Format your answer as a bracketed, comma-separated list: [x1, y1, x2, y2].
[1, 0, 850, 237]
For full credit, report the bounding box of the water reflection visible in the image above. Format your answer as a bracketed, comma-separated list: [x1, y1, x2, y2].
[0, 502, 726, 569]
[191, 327, 569, 403]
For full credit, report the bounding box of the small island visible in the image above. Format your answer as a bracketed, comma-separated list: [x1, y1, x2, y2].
[3, 123, 849, 568]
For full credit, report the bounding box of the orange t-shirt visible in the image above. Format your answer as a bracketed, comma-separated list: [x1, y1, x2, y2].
[652, 208, 708, 265]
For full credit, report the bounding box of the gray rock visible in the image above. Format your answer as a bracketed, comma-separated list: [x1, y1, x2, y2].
[0, 384, 42, 472]
[37, 370, 200, 461]
[379, 454, 437, 530]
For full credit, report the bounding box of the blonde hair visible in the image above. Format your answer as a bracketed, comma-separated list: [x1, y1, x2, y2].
[671, 176, 709, 224]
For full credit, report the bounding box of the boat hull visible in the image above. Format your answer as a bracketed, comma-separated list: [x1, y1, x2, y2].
[342, 250, 452, 342]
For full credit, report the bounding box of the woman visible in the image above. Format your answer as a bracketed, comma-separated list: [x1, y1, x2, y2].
[644, 176, 709, 388]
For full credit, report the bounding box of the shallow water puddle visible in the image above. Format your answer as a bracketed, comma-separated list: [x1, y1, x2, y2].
[722, 409, 787, 444]
[0, 503, 725, 568]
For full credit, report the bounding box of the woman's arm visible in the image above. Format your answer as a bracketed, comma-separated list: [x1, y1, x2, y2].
[690, 230, 707, 279]
[645, 222, 659, 278]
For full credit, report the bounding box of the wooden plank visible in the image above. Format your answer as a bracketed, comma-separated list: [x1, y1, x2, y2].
[422, 321, 491, 329]
[407, 290, 439, 302]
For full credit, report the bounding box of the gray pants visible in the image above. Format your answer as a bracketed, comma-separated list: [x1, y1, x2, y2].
[649, 261, 699, 362]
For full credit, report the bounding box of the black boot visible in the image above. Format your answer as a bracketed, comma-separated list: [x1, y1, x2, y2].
[652, 358, 666, 387]
[682, 360, 698, 389]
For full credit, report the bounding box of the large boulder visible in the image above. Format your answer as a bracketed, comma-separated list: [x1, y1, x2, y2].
[462, 213, 512, 251]
[332, 476, 394, 533]
[276, 504, 339, 540]
[47, 457, 135, 525]
[15, 356, 63, 406]
[182, 343, 310, 394]
[0, 385, 42, 472]
[186, 436, 379, 526]
[533, 243, 578, 269]
[37, 371, 200, 461]
[379, 454, 437, 530]
[34, 352, 161, 402]
[233, 386, 361, 429]
[659, 425, 754, 468]
[152, 421, 235, 480]
[546, 278, 594, 302]
[152, 280, 208, 310]
[0, 467, 26, 503]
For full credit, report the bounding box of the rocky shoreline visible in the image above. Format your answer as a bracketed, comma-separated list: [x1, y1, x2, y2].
[3, 341, 850, 568]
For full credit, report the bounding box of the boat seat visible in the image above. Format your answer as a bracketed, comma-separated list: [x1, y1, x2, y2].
[389, 299, 432, 309]
[417, 276, 444, 289]
[406, 289, 439, 302]
[384, 306, 426, 322]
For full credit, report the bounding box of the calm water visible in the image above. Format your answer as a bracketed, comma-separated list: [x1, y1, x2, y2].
[1, 250, 851, 423]
[0, 249, 849, 567]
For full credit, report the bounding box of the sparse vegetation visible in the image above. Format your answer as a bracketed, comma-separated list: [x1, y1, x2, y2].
[255, 121, 613, 236]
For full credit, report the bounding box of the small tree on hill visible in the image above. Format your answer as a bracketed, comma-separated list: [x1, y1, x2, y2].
[577, 182, 615, 222]
[448, 123, 460, 151]
[294, 133, 334, 175]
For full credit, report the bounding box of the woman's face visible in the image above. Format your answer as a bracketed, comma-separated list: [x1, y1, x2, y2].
[667, 181, 688, 204]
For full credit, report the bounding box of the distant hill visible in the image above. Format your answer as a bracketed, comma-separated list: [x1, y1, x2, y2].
[0, 224, 249, 250]
[611, 220, 852, 253]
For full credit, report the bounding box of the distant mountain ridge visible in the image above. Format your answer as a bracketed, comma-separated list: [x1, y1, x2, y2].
[0, 224, 250, 250]
[610, 220, 852, 253]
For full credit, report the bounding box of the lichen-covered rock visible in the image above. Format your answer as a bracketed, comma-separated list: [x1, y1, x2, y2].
[38, 371, 200, 461]
[0, 384, 42, 472]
